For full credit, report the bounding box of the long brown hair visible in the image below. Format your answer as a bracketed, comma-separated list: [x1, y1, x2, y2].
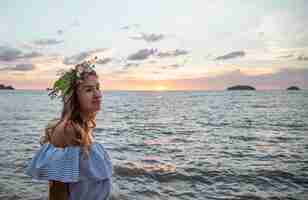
[42, 70, 98, 156]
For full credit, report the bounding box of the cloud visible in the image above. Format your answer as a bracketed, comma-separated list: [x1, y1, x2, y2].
[97, 58, 112, 65]
[130, 33, 165, 42]
[14, 63, 36, 71]
[278, 54, 294, 59]
[0, 63, 36, 71]
[161, 64, 181, 70]
[123, 63, 139, 69]
[258, 31, 265, 37]
[22, 51, 43, 59]
[255, 9, 308, 49]
[63, 52, 88, 65]
[168, 64, 181, 68]
[215, 51, 245, 60]
[63, 48, 108, 65]
[127, 48, 157, 60]
[56, 19, 80, 35]
[120, 24, 140, 30]
[297, 55, 308, 61]
[0, 46, 42, 61]
[57, 29, 64, 35]
[70, 19, 80, 27]
[0, 46, 23, 61]
[126, 48, 189, 63]
[157, 49, 189, 58]
[120, 26, 130, 30]
[33, 39, 64, 46]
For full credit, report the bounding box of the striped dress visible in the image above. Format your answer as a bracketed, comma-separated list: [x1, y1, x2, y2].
[26, 142, 113, 200]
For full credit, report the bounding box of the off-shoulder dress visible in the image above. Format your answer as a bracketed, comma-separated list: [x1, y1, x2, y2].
[26, 142, 113, 200]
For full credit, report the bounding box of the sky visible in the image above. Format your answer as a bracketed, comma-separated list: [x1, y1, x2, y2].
[0, 0, 308, 90]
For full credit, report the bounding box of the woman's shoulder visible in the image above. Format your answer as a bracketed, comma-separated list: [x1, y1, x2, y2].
[39, 118, 61, 145]
[46, 118, 61, 128]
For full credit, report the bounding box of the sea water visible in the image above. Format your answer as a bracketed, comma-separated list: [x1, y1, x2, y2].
[0, 90, 307, 200]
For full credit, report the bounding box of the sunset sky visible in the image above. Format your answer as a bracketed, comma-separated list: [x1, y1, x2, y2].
[1, 0, 308, 90]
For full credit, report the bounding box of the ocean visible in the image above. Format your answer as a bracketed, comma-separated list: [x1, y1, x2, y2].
[0, 90, 307, 200]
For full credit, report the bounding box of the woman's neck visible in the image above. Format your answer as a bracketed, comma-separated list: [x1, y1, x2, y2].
[80, 111, 96, 123]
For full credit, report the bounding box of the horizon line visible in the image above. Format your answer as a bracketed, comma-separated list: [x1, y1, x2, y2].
[4, 88, 307, 92]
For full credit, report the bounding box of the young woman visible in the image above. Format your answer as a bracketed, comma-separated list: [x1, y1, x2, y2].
[26, 58, 113, 200]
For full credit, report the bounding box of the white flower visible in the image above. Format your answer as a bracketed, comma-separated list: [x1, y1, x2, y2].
[76, 71, 81, 78]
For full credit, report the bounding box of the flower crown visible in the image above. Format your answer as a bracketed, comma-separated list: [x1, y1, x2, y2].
[47, 57, 98, 100]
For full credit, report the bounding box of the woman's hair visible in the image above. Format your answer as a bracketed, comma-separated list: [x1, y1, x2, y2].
[41, 70, 99, 156]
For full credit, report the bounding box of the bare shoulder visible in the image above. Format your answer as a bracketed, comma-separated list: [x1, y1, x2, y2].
[50, 119, 79, 147]
[46, 118, 61, 128]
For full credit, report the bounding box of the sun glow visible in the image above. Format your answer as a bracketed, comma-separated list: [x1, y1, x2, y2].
[154, 85, 168, 91]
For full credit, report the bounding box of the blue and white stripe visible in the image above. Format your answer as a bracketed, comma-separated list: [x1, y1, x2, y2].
[26, 143, 112, 183]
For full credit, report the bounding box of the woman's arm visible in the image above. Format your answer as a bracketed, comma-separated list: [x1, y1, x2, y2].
[49, 181, 69, 200]
[48, 120, 79, 199]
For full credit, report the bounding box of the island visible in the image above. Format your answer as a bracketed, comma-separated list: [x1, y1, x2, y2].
[287, 86, 300, 90]
[227, 85, 256, 90]
[0, 84, 15, 90]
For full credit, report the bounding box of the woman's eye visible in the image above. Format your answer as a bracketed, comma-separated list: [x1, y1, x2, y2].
[86, 89, 92, 92]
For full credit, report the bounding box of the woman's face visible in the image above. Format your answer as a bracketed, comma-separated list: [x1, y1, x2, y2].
[77, 74, 102, 114]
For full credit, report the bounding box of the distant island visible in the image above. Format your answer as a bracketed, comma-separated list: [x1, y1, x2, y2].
[0, 84, 14, 90]
[227, 85, 256, 90]
[287, 86, 300, 90]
